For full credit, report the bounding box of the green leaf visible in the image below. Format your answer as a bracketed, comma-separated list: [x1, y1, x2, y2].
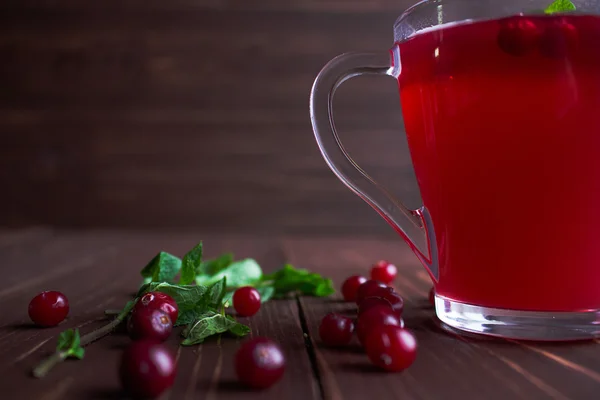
[56, 329, 85, 360]
[180, 311, 250, 346]
[204, 277, 227, 309]
[180, 242, 203, 285]
[140, 251, 182, 283]
[222, 291, 234, 307]
[196, 253, 234, 276]
[262, 264, 335, 297]
[225, 315, 251, 337]
[196, 258, 263, 288]
[138, 282, 208, 314]
[138, 251, 183, 287]
[173, 277, 228, 326]
[544, 0, 576, 13]
[256, 286, 275, 303]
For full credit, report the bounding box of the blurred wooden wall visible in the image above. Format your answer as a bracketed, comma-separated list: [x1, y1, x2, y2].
[0, 0, 421, 235]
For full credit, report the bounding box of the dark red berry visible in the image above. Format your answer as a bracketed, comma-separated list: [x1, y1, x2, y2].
[127, 308, 172, 342]
[119, 340, 177, 399]
[235, 337, 286, 389]
[134, 292, 179, 324]
[540, 19, 578, 58]
[370, 260, 397, 284]
[365, 325, 417, 372]
[341, 275, 368, 302]
[429, 287, 435, 305]
[319, 313, 354, 346]
[233, 286, 261, 317]
[358, 296, 392, 315]
[497, 17, 541, 56]
[379, 290, 404, 317]
[356, 280, 390, 304]
[356, 305, 402, 345]
[28, 291, 69, 327]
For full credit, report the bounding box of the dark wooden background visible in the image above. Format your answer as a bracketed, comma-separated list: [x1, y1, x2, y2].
[0, 0, 423, 235]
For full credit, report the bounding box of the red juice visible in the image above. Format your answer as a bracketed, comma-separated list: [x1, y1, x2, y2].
[397, 15, 600, 311]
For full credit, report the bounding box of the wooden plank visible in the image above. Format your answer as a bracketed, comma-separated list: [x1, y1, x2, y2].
[284, 236, 600, 400]
[0, 232, 320, 399]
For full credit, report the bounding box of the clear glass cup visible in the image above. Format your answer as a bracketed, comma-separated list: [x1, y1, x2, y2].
[309, 0, 600, 340]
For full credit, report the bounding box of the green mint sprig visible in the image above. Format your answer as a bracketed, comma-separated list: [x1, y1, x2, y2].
[544, 0, 576, 14]
[32, 329, 84, 378]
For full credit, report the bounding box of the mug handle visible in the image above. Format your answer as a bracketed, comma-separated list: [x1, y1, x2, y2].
[309, 50, 439, 281]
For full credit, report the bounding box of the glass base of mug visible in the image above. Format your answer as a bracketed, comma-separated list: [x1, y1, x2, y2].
[435, 295, 600, 341]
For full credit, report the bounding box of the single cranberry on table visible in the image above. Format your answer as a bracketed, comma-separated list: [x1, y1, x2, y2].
[233, 286, 262, 317]
[28, 291, 70, 327]
[355, 279, 391, 304]
[341, 275, 368, 302]
[319, 313, 354, 346]
[134, 292, 179, 324]
[356, 305, 402, 345]
[235, 337, 286, 389]
[127, 307, 172, 342]
[540, 18, 579, 58]
[119, 339, 177, 399]
[364, 325, 417, 372]
[497, 17, 541, 56]
[370, 260, 397, 284]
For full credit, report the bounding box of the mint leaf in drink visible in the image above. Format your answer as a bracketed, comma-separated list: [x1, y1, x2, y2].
[545, 0, 576, 13]
[140, 251, 182, 283]
[196, 258, 263, 289]
[196, 252, 234, 276]
[56, 329, 85, 360]
[181, 311, 250, 346]
[262, 264, 335, 297]
[180, 242, 203, 284]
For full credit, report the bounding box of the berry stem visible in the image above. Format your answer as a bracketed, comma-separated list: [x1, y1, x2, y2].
[32, 299, 137, 378]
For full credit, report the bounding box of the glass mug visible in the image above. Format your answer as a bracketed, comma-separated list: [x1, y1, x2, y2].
[309, 0, 600, 340]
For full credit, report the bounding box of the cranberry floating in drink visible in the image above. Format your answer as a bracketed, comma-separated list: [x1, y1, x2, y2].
[310, 0, 600, 341]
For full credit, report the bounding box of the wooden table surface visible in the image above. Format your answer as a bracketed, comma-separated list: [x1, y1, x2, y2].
[1, 228, 599, 400]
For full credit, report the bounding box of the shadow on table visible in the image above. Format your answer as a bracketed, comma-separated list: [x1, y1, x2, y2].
[86, 388, 126, 399]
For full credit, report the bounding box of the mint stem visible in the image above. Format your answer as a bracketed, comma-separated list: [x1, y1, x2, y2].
[103, 309, 121, 316]
[32, 351, 67, 378]
[32, 300, 137, 378]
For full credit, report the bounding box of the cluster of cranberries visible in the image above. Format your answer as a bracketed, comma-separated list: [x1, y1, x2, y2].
[497, 16, 578, 58]
[28, 284, 283, 397]
[319, 260, 419, 372]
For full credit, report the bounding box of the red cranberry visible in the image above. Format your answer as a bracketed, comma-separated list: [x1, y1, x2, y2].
[356, 305, 402, 345]
[358, 296, 392, 315]
[134, 292, 178, 324]
[235, 337, 286, 389]
[540, 19, 578, 58]
[356, 280, 391, 304]
[127, 308, 172, 342]
[28, 291, 69, 327]
[341, 275, 367, 302]
[365, 325, 417, 372]
[497, 17, 541, 56]
[319, 313, 354, 346]
[233, 286, 261, 317]
[379, 290, 404, 317]
[370, 260, 397, 284]
[429, 287, 435, 305]
[119, 340, 177, 399]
